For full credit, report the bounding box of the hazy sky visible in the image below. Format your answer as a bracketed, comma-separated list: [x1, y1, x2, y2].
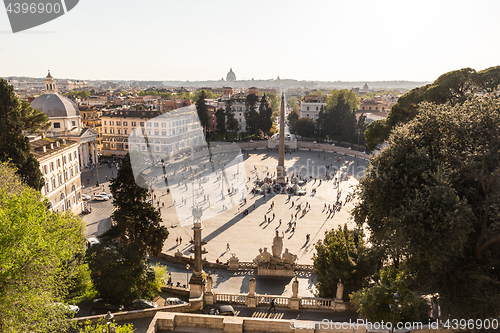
[1, 0, 499, 82]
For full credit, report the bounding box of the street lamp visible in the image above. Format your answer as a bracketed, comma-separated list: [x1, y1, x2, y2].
[186, 264, 190, 288]
[102, 311, 116, 333]
[390, 291, 401, 333]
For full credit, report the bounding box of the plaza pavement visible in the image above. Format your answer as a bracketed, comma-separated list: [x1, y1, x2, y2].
[81, 149, 368, 299]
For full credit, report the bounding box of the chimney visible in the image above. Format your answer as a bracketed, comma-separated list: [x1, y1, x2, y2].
[43, 146, 46, 153]
[50, 143, 54, 149]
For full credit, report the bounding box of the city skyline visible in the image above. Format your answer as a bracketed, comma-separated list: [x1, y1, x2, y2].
[1, 0, 499, 82]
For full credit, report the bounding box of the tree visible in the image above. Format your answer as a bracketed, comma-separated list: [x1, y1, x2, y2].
[319, 91, 358, 141]
[215, 108, 226, 136]
[77, 319, 134, 333]
[86, 240, 167, 305]
[259, 94, 273, 137]
[353, 92, 500, 319]
[351, 266, 430, 324]
[364, 66, 500, 150]
[19, 100, 51, 133]
[287, 96, 299, 114]
[106, 153, 168, 256]
[313, 225, 379, 300]
[0, 79, 45, 190]
[292, 117, 316, 138]
[195, 90, 210, 133]
[192, 89, 217, 103]
[225, 99, 239, 139]
[287, 109, 299, 132]
[0, 162, 88, 332]
[244, 93, 260, 135]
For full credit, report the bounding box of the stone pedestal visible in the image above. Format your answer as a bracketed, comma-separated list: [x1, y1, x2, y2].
[189, 274, 205, 299]
[205, 292, 214, 305]
[257, 267, 295, 277]
[289, 297, 301, 310]
[228, 253, 239, 270]
[246, 274, 257, 308]
[246, 296, 257, 308]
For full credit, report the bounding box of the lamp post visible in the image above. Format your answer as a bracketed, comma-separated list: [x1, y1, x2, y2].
[102, 311, 116, 333]
[186, 264, 190, 288]
[391, 291, 401, 333]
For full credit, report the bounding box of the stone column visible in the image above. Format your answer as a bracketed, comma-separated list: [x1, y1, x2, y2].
[276, 94, 286, 184]
[188, 215, 207, 299]
[83, 143, 89, 168]
[289, 276, 301, 310]
[91, 142, 96, 165]
[94, 142, 99, 165]
[79, 144, 84, 169]
[246, 274, 257, 308]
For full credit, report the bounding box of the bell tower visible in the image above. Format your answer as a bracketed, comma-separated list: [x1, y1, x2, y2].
[44, 70, 58, 93]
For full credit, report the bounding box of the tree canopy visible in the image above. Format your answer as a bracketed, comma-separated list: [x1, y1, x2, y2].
[313, 225, 378, 300]
[318, 90, 358, 141]
[365, 66, 500, 150]
[106, 153, 168, 256]
[195, 90, 210, 134]
[292, 117, 316, 138]
[0, 79, 45, 191]
[244, 93, 260, 135]
[0, 162, 87, 332]
[353, 92, 500, 319]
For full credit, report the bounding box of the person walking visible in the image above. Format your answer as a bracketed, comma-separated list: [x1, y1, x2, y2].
[269, 298, 276, 312]
[227, 243, 230, 251]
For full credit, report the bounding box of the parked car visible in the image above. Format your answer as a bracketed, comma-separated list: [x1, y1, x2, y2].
[96, 192, 112, 198]
[94, 194, 109, 201]
[82, 193, 91, 201]
[126, 299, 158, 311]
[52, 302, 79, 317]
[87, 237, 99, 247]
[209, 305, 235, 316]
[164, 297, 187, 306]
[90, 298, 123, 315]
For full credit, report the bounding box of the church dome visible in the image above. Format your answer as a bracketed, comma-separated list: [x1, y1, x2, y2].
[31, 93, 80, 118]
[226, 68, 236, 82]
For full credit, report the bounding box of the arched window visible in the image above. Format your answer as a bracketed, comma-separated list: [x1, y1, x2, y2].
[60, 193, 65, 201]
[71, 184, 76, 192]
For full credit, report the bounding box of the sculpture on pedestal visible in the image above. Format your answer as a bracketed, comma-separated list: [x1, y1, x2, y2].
[253, 232, 297, 277]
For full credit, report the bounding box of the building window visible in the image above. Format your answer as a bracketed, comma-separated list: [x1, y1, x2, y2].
[316, 107, 319, 111]
[64, 171, 68, 181]
[111, 143, 115, 148]
[161, 122, 166, 128]
[104, 128, 107, 134]
[69, 153, 72, 162]
[72, 121, 76, 126]
[58, 174, 62, 185]
[67, 200, 71, 209]
[154, 130, 159, 136]
[123, 121, 128, 126]
[74, 151, 77, 159]
[43, 165, 48, 174]
[110, 121, 114, 126]
[45, 183, 50, 194]
[369, 107, 372, 110]
[75, 165, 78, 174]
[110, 129, 114, 134]
[104, 120, 107, 125]
[52, 178, 56, 189]
[116, 121, 121, 126]
[54, 122, 61, 128]
[117, 129, 121, 134]
[50, 162, 54, 171]
[124, 129, 128, 135]
[132, 121, 136, 126]
[70, 168, 74, 178]
[154, 122, 159, 127]
[307, 107, 309, 110]
[140, 122, 144, 127]
[125, 144, 129, 150]
[162, 130, 166, 136]
[60, 193, 65, 201]
[63, 156, 66, 164]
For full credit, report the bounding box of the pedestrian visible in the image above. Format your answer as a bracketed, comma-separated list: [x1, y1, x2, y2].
[291, 201, 294, 208]
[227, 243, 230, 251]
[176, 237, 178, 245]
[105, 175, 108, 181]
[162, 202, 165, 207]
[273, 213, 275, 219]
[179, 236, 182, 244]
[269, 298, 276, 312]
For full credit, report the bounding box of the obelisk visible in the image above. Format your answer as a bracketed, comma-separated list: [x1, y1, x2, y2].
[276, 94, 286, 184]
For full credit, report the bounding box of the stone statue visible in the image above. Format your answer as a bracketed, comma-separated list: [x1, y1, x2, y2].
[261, 247, 272, 262]
[206, 272, 213, 292]
[282, 248, 297, 265]
[336, 279, 344, 300]
[253, 248, 264, 265]
[272, 230, 284, 258]
[292, 276, 299, 298]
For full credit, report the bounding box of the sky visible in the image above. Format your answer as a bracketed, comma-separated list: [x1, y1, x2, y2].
[1, 0, 499, 82]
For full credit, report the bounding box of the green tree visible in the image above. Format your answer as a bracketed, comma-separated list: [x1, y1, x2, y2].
[244, 93, 260, 135]
[225, 99, 239, 139]
[0, 79, 45, 190]
[86, 240, 167, 306]
[313, 225, 379, 300]
[19, 100, 51, 133]
[287, 109, 299, 132]
[193, 89, 217, 103]
[215, 108, 226, 136]
[319, 91, 358, 141]
[259, 94, 273, 137]
[353, 92, 500, 319]
[106, 153, 168, 256]
[287, 96, 299, 114]
[365, 66, 500, 150]
[0, 162, 87, 332]
[195, 90, 210, 134]
[292, 117, 316, 138]
[77, 319, 134, 333]
[351, 266, 430, 324]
